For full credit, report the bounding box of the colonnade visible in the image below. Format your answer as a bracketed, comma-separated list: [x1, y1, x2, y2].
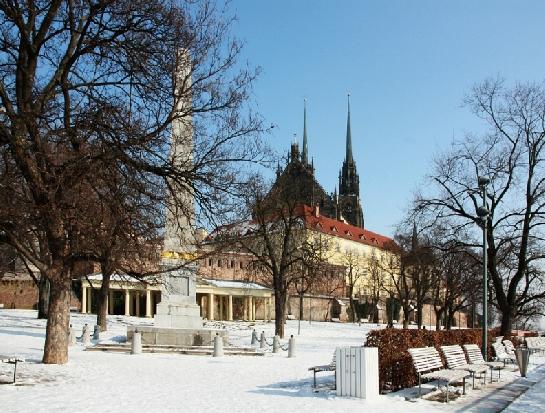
[81, 285, 155, 317]
[201, 293, 272, 321]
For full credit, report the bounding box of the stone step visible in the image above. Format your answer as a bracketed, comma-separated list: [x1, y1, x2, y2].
[85, 344, 265, 356]
[90, 343, 259, 352]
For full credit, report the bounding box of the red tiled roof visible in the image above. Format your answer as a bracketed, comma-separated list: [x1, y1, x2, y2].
[295, 205, 395, 249]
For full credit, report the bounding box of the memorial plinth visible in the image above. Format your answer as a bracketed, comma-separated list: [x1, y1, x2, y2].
[127, 258, 227, 346]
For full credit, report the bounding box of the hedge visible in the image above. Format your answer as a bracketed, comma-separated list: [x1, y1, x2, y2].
[364, 328, 496, 392]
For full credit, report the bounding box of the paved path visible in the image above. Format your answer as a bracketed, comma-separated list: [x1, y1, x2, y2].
[456, 364, 545, 413]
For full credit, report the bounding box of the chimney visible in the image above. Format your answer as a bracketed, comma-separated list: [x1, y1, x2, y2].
[314, 205, 320, 217]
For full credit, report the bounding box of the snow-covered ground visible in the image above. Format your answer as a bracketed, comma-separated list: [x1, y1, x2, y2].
[1, 309, 544, 413]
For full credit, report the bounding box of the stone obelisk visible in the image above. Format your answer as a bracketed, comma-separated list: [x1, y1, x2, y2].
[154, 49, 203, 329]
[127, 51, 226, 346]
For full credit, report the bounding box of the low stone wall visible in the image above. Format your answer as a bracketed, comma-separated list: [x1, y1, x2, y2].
[0, 280, 38, 309]
[286, 295, 348, 322]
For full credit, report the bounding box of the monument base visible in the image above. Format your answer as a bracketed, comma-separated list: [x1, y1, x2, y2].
[127, 325, 228, 347]
[154, 301, 203, 329]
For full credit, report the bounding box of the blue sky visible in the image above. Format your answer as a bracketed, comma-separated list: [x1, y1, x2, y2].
[230, 1, 545, 237]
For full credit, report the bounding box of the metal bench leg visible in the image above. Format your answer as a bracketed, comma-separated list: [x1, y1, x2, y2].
[418, 375, 422, 398]
[446, 380, 449, 403]
[313, 371, 316, 388]
[12, 361, 17, 384]
[462, 377, 466, 395]
[472, 373, 475, 389]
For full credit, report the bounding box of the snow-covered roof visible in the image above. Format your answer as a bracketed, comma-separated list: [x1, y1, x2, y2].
[200, 278, 270, 291]
[84, 272, 159, 284]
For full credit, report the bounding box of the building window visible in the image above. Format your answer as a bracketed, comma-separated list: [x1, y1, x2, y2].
[208, 258, 212, 267]
[230, 260, 235, 268]
[217, 259, 222, 268]
[240, 261, 244, 269]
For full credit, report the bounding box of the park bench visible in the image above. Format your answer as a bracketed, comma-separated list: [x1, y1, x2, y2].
[408, 346, 468, 402]
[502, 339, 516, 355]
[492, 342, 516, 366]
[1, 355, 25, 384]
[463, 344, 505, 381]
[440, 345, 488, 389]
[308, 352, 336, 388]
[525, 337, 545, 355]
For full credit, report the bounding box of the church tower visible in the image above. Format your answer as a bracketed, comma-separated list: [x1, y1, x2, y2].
[338, 94, 364, 228]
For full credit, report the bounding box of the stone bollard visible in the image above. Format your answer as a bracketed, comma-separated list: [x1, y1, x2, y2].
[288, 335, 295, 358]
[82, 324, 91, 346]
[69, 324, 76, 346]
[272, 335, 280, 353]
[260, 331, 267, 349]
[213, 333, 224, 357]
[251, 329, 258, 346]
[131, 330, 142, 355]
[93, 325, 100, 341]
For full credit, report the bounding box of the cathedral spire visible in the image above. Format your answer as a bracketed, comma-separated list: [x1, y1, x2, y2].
[302, 99, 309, 165]
[411, 222, 418, 251]
[346, 93, 353, 162]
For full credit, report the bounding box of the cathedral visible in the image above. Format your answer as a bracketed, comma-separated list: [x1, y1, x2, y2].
[269, 96, 365, 228]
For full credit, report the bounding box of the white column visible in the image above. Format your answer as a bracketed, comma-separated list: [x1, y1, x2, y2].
[208, 293, 215, 320]
[124, 290, 130, 316]
[200, 295, 206, 317]
[87, 288, 92, 314]
[218, 296, 224, 320]
[146, 289, 152, 318]
[135, 292, 141, 317]
[81, 286, 87, 313]
[228, 295, 233, 321]
[251, 297, 256, 321]
[243, 296, 248, 320]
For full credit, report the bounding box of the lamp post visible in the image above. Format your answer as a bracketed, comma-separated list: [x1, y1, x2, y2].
[477, 176, 490, 360]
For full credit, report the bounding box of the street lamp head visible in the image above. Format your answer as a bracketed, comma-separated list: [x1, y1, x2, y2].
[478, 176, 490, 187]
[476, 206, 489, 218]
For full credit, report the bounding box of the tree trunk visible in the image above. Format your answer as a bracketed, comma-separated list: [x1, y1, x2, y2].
[349, 296, 357, 323]
[37, 273, 50, 319]
[500, 308, 513, 336]
[43, 278, 71, 364]
[298, 293, 304, 321]
[416, 304, 423, 329]
[97, 268, 112, 332]
[372, 299, 380, 323]
[274, 290, 286, 338]
[434, 308, 443, 331]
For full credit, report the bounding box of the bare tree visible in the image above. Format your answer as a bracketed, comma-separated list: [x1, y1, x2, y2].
[339, 249, 367, 322]
[414, 79, 545, 334]
[0, 0, 263, 364]
[219, 176, 331, 338]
